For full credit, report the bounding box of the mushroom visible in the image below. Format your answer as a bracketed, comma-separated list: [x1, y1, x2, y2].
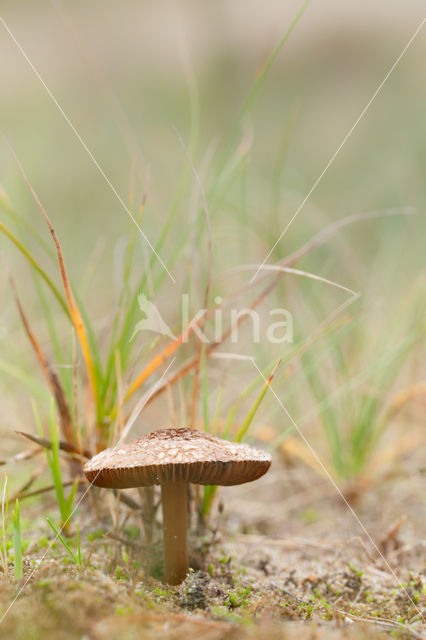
[83, 428, 271, 585]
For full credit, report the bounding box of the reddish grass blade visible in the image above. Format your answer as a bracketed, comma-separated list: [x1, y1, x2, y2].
[10, 279, 74, 446]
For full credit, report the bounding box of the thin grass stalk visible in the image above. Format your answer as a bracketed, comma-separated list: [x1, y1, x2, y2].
[102, 197, 147, 403]
[12, 499, 23, 580]
[72, 328, 83, 456]
[1, 474, 8, 579]
[174, 127, 212, 430]
[221, 0, 312, 161]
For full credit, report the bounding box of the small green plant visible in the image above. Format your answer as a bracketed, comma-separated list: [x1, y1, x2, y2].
[46, 517, 81, 568]
[225, 585, 251, 609]
[12, 499, 23, 581]
[347, 562, 364, 577]
[87, 528, 104, 542]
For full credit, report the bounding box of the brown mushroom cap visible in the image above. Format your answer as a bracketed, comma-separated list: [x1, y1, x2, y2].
[83, 428, 271, 489]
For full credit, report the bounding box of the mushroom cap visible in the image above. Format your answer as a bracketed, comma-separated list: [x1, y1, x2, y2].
[83, 428, 271, 489]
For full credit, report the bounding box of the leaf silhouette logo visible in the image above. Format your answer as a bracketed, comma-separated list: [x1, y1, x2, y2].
[130, 294, 176, 341]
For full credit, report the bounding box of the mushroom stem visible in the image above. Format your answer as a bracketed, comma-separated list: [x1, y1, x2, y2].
[161, 481, 189, 585]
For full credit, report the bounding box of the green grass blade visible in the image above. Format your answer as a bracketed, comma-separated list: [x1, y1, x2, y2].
[234, 362, 280, 443]
[12, 499, 23, 580]
[201, 348, 209, 431]
[65, 479, 79, 519]
[33, 399, 71, 527]
[0, 195, 56, 261]
[220, 0, 312, 165]
[46, 517, 78, 564]
[300, 349, 344, 477]
[201, 485, 217, 517]
[211, 387, 224, 435]
[76, 523, 82, 568]
[0, 360, 49, 398]
[1, 474, 8, 579]
[0, 221, 69, 317]
[202, 363, 280, 516]
[222, 404, 238, 440]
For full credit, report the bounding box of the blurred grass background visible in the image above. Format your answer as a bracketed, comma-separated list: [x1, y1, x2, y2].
[0, 1, 425, 491]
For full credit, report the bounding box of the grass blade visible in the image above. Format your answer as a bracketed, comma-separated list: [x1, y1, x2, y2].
[0, 191, 56, 260]
[201, 348, 209, 431]
[235, 360, 281, 443]
[65, 479, 80, 515]
[0, 221, 69, 316]
[12, 499, 23, 580]
[76, 523, 82, 568]
[1, 474, 8, 579]
[230, 0, 311, 143]
[16, 430, 90, 460]
[33, 400, 74, 530]
[46, 517, 78, 565]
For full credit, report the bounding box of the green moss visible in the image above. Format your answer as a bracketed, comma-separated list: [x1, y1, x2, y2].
[347, 562, 364, 577]
[299, 508, 320, 524]
[35, 579, 51, 590]
[211, 605, 247, 624]
[116, 605, 134, 616]
[225, 585, 251, 609]
[37, 536, 49, 549]
[123, 525, 141, 540]
[87, 528, 104, 541]
[115, 565, 128, 581]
